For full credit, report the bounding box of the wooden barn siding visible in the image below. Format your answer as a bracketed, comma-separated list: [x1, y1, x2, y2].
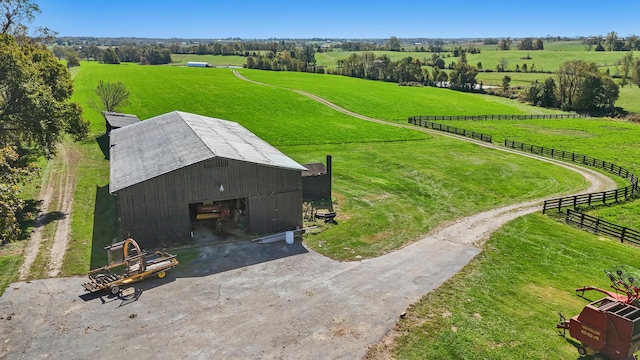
[116, 159, 303, 247]
[248, 190, 303, 234]
[302, 174, 331, 201]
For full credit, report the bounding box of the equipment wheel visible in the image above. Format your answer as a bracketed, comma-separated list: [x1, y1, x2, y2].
[109, 285, 120, 295]
[157, 271, 166, 279]
[577, 346, 587, 356]
[593, 353, 608, 360]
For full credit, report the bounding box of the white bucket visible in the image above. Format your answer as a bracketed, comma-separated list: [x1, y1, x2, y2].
[285, 231, 294, 245]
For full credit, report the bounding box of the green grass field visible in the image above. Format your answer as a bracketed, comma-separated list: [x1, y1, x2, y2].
[169, 54, 247, 66]
[432, 117, 640, 229]
[235, 69, 565, 121]
[4, 58, 640, 359]
[381, 213, 640, 359]
[62, 62, 586, 271]
[166, 42, 640, 113]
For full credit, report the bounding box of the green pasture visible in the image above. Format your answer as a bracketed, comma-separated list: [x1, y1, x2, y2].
[59, 62, 587, 275]
[617, 86, 640, 113]
[438, 117, 640, 176]
[437, 117, 640, 229]
[379, 213, 640, 359]
[6, 60, 640, 359]
[314, 45, 626, 73]
[169, 54, 246, 67]
[476, 71, 552, 87]
[235, 69, 564, 121]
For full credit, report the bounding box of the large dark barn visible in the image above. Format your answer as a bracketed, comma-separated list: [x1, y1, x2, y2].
[109, 111, 307, 248]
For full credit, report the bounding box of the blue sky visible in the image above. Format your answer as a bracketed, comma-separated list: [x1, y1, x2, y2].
[32, 0, 640, 39]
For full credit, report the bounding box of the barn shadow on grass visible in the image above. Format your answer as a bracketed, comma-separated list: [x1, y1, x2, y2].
[90, 185, 120, 269]
[96, 133, 110, 160]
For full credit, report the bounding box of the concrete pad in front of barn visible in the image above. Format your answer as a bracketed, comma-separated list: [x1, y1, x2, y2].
[0, 236, 478, 359]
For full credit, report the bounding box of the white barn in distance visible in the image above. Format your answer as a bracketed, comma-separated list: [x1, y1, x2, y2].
[186, 61, 212, 68]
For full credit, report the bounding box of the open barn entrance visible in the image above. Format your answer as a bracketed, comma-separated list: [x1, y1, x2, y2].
[189, 198, 248, 242]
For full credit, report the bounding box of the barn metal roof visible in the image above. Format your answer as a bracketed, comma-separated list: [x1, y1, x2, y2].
[109, 111, 307, 193]
[104, 112, 140, 129]
[301, 162, 327, 177]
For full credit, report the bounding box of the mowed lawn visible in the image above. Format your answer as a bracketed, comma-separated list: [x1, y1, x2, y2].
[234, 69, 565, 122]
[433, 117, 640, 229]
[377, 213, 640, 360]
[62, 62, 587, 275]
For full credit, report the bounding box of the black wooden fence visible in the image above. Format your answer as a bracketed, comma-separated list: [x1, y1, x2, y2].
[504, 140, 638, 187]
[543, 187, 637, 213]
[503, 140, 639, 213]
[407, 118, 492, 143]
[565, 209, 640, 245]
[408, 114, 588, 122]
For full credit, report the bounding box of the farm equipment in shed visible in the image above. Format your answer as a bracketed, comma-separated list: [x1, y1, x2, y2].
[557, 266, 640, 360]
[82, 238, 178, 295]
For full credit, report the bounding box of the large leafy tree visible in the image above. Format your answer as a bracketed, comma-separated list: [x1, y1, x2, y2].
[448, 61, 478, 90]
[0, 146, 37, 243]
[0, 0, 39, 36]
[0, 33, 88, 242]
[556, 60, 619, 112]
[0, 34, 88, 157]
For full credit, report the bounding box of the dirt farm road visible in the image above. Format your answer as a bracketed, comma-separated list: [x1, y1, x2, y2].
[0, 73, 617, 359]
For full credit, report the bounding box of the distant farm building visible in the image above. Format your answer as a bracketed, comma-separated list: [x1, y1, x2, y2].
[186, 61, 212, 68]
[103, 112, 140, 135]
[109, 111, 307, 248]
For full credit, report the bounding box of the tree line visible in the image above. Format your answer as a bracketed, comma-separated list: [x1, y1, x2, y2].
[244, 45, 324, 73]
[0, 0, 89, 243]
[583, 32, 640, 52]
[54, 44, 172, 65]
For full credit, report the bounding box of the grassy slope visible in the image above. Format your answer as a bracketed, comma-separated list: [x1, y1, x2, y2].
[387, 213, 640, 360]
[64, 63, 586, 275]
[235, 69, 565, 122]
[431, 117, 640, 228]
[172, 47, 640, 113]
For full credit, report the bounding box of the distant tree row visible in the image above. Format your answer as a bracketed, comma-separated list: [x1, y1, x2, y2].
[0, 24, 88, 242]
[323, 51, 479, 91]
[54, 44, 172, 65]
[170, 40, 299, 55]
[245, 45, 323, 73]
[493, 38, 544, 51]
[583, 32, 640, 51]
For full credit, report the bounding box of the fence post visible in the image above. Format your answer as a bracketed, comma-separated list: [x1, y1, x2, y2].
[621, 227, 626, 243]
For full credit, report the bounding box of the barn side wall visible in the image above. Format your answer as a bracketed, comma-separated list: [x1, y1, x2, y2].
[302, 175, 331, 201]
[115, 159, 303, 248]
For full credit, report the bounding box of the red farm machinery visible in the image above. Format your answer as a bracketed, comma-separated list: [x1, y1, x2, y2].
[557, 266, 640, 360]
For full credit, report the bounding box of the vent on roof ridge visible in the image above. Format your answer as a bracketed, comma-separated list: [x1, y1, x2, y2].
[203, 158, 229, 169]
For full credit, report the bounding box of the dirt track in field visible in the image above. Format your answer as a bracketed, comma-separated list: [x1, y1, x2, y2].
[18, 141, 78, 280]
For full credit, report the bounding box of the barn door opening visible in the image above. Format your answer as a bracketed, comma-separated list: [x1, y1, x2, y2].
[189, 198, 247, 240]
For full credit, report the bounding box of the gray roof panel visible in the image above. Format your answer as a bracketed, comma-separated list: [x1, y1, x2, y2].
[110, 111, 306, 193]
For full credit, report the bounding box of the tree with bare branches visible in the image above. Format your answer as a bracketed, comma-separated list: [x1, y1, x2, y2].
[93, 80, 130, 112]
